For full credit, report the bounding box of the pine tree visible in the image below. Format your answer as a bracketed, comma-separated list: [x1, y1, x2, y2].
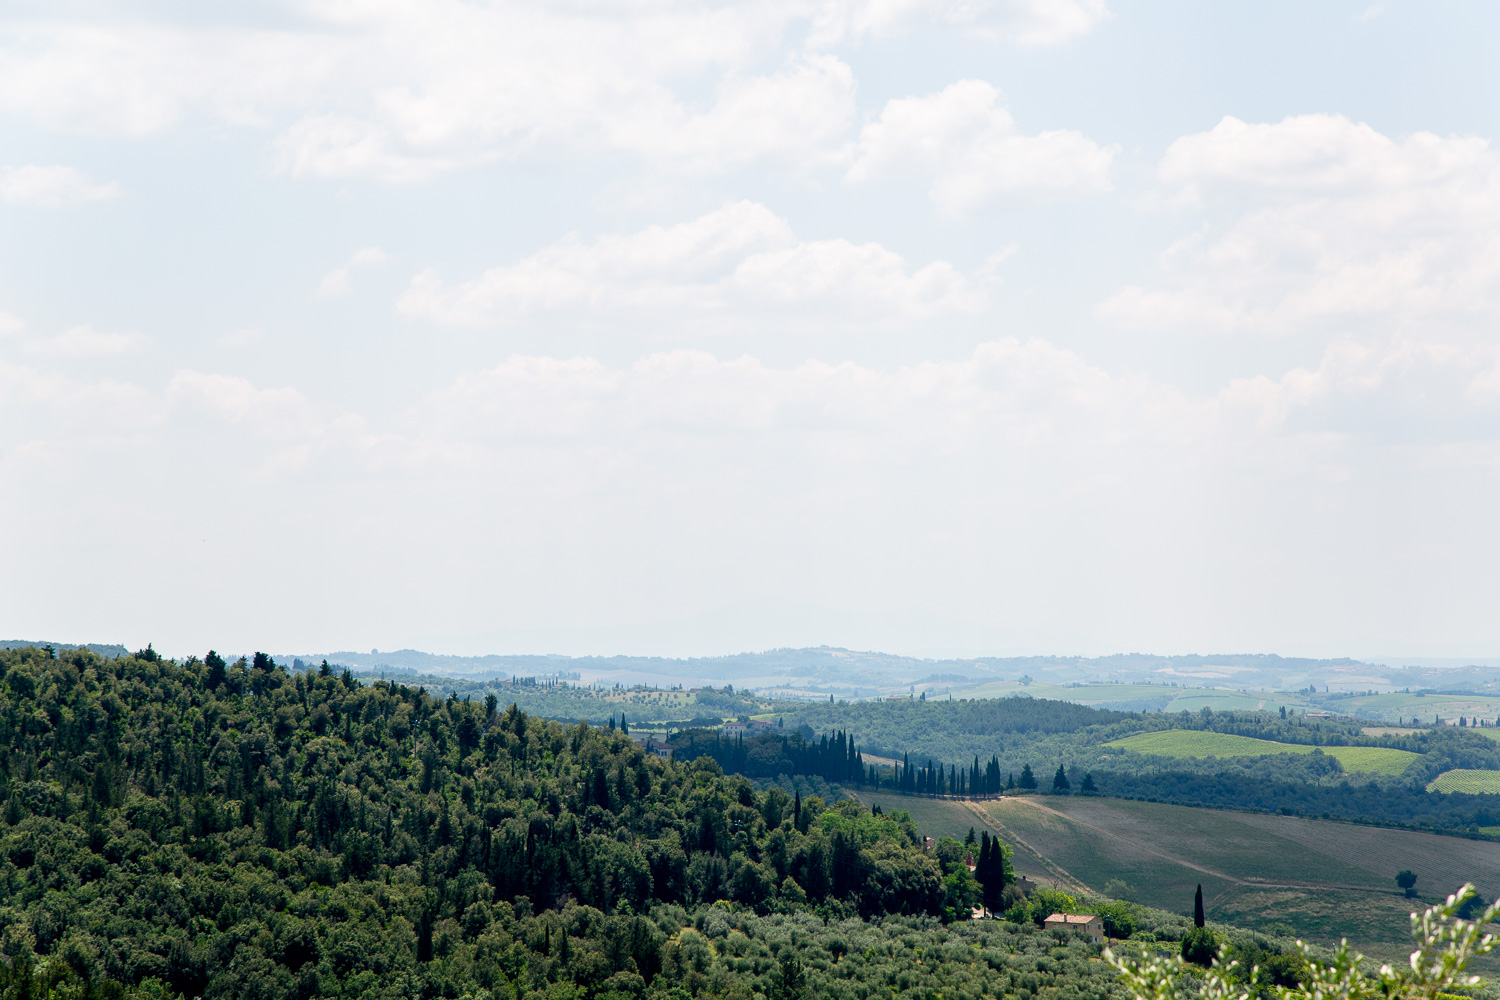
[771, 953, 808, 1000]
[1052, 765, 1070, 792]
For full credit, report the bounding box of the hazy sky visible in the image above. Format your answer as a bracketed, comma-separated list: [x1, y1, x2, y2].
[4, 0, 1500, 660]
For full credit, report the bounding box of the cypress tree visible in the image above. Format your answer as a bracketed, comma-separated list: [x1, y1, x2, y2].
[1194, 884, 1205, 928]
[986, 837, 1006, 897]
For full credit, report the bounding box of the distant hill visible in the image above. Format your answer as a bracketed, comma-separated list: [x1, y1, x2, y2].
[0, 639, 129, 658]
[287, 644, 1500, 697]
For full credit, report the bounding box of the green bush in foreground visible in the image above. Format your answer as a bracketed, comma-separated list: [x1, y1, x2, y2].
[1109, 885, 1498, 1000]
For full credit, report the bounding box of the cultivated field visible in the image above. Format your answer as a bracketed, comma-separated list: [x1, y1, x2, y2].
[1106, 730, 1422, 775]
[1428, 769, 1500, 794]
[852, 791, 1500, 962]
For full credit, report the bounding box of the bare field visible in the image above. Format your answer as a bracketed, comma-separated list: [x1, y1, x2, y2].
[852, 791, 1500, 960]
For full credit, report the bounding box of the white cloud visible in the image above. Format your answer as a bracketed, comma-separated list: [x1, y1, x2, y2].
[0, 357, 164, 438]
[317, 246, 391, 299]
[1100, 115, 1500, 339]
[0, 164, 120, 207]
[0, 2, 1105, 183]
[169, 370, 319, 436]
[25, 324, 147, 357]
[809, 0, 1111, 46]
[0, 313, 23, 336]
[1157, 114, 1491, 200]
[220, 326, 263, 349]
[11, 332, 1500, 489]
[164, 370, 372, 476]
[270, 52, 859, 181]
[9, 325, 1500, 654]
[398, 201, 989, 327]
[846, 80, 1116, 216]
[415, 338, 1167, 442]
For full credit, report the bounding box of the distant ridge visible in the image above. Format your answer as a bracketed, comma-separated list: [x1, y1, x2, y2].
[0, 639, 130, 659]
[286, 645, 1452, 696]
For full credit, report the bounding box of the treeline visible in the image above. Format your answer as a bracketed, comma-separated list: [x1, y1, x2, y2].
[877, 754, 1016, 797]
[669, 730, 866, 785]
[667, 731, 1028, 800]
[0, 645, 971, 1000]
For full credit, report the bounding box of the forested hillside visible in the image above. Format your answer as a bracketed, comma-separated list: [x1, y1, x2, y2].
[0, 645, 1024, 1000]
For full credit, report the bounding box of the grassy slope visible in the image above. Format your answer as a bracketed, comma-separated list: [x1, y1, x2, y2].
[1429, 770, 1500, 794]
[853, 792, 1500, 963]
[1105, 730, 1422, 775]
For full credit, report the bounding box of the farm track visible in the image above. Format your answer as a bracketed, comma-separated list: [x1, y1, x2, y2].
[953, 799, 1094, 896]
[965, 797, 1403, 903]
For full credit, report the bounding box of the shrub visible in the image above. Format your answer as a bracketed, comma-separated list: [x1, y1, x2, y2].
[1180, 926, 1217, 966]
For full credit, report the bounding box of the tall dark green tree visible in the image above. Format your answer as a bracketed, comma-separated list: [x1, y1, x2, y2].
[1194, 884, 1205, 928]
[205, 649, 227, 689]
[771, 954, 808, 1000]
[1052, 765, 1070, 792]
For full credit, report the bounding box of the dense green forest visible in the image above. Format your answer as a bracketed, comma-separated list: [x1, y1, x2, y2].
[0, 644, 1080, 1000]
[668, 731, 867, 786]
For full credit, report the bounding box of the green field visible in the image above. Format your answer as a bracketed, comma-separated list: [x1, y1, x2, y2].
[1106, 730, 1422, 775]
[1427, 769, 1500, 794]
[853, 792, 1500, 963]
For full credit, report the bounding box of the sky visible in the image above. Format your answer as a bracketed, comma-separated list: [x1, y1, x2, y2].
[3, 0, 1500, 661]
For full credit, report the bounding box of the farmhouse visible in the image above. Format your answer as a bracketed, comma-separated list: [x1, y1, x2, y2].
[1044, 913, 1104, 943]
